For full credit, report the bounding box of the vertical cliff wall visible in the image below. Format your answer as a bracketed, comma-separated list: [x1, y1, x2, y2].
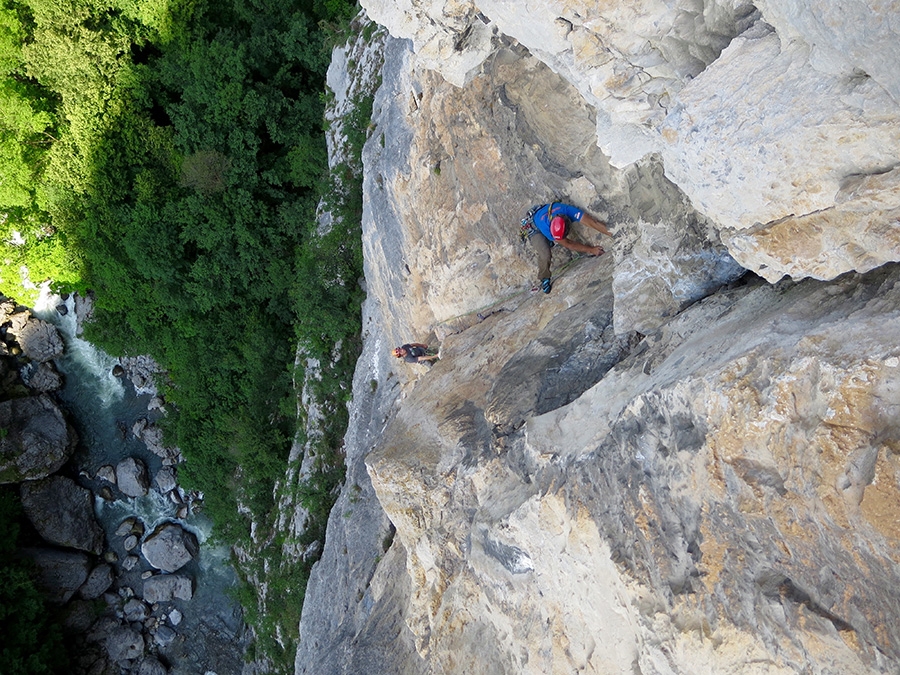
[296, 4, 900, 674]
[360, 0, 900, 283]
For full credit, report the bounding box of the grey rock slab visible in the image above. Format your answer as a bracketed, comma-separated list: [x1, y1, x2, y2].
[123, 598, 150, 622]
[26, 362, 63, 392]
[0, 297, 17, 324]
[20, 547, 90, 604]
[168, 608, 183, 626]
[116, 457, 150, 498]
[140, 523, 198, 573]
[0, 395, 75, 483]
[96, 464, 116, 485]
[153, 624, 176, 648]
[20, 475, 104, 554]
[142, 574, 193, 603]
[140, 424, 180, 463]
[115, 517, 140, 537]
[138, 656, 169, 675]
[153, 466, 177, 494]
[62, 599, 97, 632]
[80, 563, 114, 600]
[10, 317, 64, 362]
[105, 625, 144, 663]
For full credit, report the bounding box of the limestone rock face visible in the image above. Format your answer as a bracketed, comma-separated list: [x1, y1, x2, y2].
[20, 475, 104, 554]
[363, 263, 900, 675]
[360, 0, 900, 282]
[296, 10, 900, 674]
[755, 0, 900, 103]
[657, 30, 900, 282]
[360, 0, 492, 87]
[0, 395, 76, 483]
[360, 37, 741, 354]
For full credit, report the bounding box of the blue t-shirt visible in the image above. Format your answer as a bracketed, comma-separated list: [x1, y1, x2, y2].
[533, 203, 583, 241]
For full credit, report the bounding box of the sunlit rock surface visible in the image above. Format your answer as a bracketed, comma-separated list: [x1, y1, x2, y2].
[359, 0, 900, 282]
[352, 258, 900, 674]
[295, 4, 900, 674]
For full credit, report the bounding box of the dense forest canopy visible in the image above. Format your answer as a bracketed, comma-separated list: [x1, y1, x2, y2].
[0, 0, 365, 669]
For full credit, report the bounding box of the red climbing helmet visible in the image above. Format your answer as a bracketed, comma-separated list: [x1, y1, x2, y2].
[550, 215, 567, 240]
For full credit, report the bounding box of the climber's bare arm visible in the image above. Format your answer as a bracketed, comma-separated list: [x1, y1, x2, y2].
[581, 213, 613, 237]
[558, 238, 604, 256]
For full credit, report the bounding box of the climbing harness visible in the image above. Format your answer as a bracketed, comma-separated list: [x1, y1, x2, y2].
[519, 205, 542, 243]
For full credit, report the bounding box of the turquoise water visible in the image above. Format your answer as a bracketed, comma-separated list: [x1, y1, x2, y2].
[34, 290, 250, 674]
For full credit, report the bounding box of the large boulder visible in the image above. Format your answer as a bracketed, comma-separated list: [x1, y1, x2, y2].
[79, 563, 114, 600]
[7, 316, 64, 362]
[105, 625, 144, 663]
[153, 466, 177, 494]
[141, 522, 199, 573]
[138, 657, 169, 675]
[20, 547, 91, 604]
[25, 362, 63, 392]
[0, 395, 76, 483]
[142, 574, 193, 603]
[20, 475, 104, 554]
[61, 599, 98, 633]
[115, 457, 150, 498]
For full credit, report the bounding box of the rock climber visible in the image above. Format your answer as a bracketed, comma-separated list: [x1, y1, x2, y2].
[520, 202, 613, 293]
[392, 343, 440, 364]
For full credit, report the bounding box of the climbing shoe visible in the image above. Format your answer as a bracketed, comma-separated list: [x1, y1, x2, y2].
[540, 277, 552, 294]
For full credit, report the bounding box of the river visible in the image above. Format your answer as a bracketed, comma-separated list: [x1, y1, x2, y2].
[34, 289, 251, 675]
